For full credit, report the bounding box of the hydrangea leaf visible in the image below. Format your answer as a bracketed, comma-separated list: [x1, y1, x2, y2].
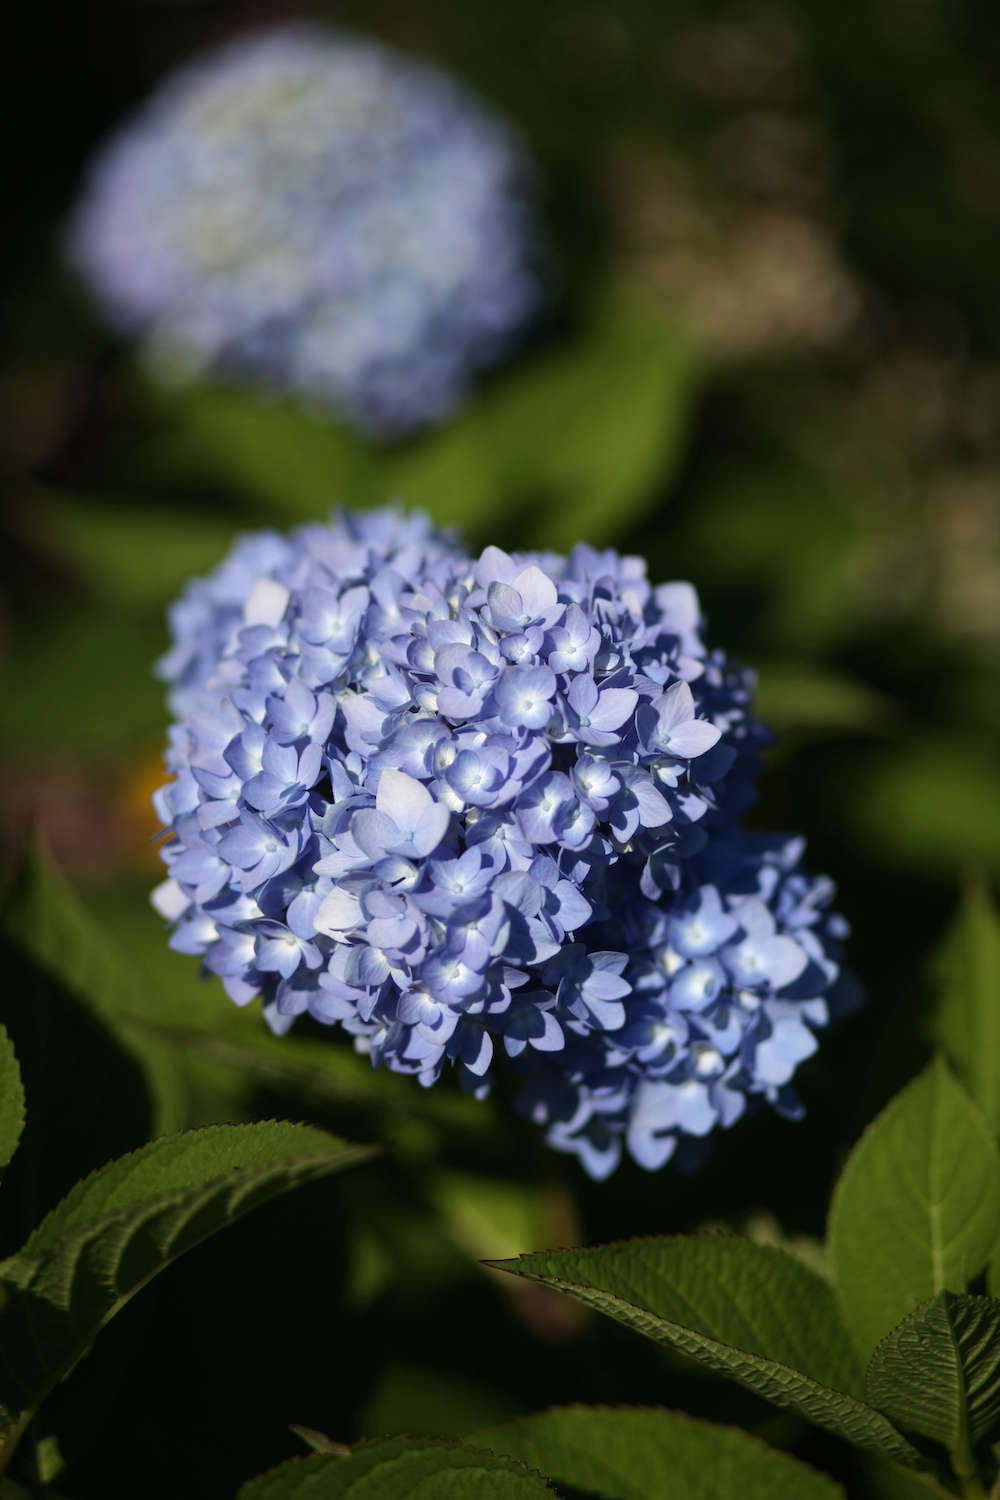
[152, 385, 381, 520]
[3, 845, 191, 1141]
[926, 881, 1000, 1135]
[9, 849, 484, 1156]
[848, 739, 1000, 876]
[866, 1292, 1000, 1453]
[81, 877, 497, 1143]
[471, 1404, 846, 1499]
[2, 610, 166, 755]
[6, 843, 156, 1036]
[0, 1122, 375, 1438]
[359, 1362, 520, 1441]
[386, 289, 696, 548]
[153, 291, 694, 550]
[237, 1438, 555, 1497]
[681, 464, 864, 654]
[0, 1026, 25, 1173]
[431, 1170, 547, 1262]
[488, 1236, 927, 1469]
[828, 1058, 1000, 1364]
[753, 662, 894, 737]
[25, 490, 241, 610]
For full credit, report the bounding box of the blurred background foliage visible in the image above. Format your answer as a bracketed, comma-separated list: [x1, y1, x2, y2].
[1, 1, 999, 1496]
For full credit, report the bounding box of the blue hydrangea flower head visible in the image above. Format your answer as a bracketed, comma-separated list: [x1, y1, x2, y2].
[68, 25, 539, 435]
[153, 506, 852, 1176]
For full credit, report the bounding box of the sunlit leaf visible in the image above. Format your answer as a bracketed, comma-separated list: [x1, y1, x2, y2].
[489, 1235, 926, 1468]
[150, 384, 380, 519]
[143, 288, 696, 553]
[828, 1059, 1000, 1362]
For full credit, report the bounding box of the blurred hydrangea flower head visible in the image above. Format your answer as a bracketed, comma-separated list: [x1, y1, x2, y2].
[68, 26, 539, 435]
[153, 507, 851, 1177]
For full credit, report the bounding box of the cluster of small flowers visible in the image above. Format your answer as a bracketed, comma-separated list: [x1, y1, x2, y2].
[68, 26, 538, 436]
[153, 507, 849, 1176]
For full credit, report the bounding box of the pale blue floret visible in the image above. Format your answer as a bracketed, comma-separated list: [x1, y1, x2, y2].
[152, 506, 851, 1176]
[68, 25, 539, 436]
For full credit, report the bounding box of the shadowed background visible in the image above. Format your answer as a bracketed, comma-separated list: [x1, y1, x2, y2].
[1, 2, 999, 1496]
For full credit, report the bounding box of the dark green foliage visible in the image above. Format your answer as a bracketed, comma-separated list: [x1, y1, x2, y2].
[238, 1438, 556, 1498]
[488, 1239, 925, 1468]
[471, 1406, 846, 1499]
[0, 1028, 25, 1175]
[927, 883, 1000, 1134]
[866, 1293, 1000, 1453]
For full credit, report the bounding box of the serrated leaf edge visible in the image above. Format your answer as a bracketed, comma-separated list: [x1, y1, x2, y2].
[0, 1128, 377, 1464]
[238, 1436, 559, 1496]
[487, 1229, 862, 1390]
[489, 1259, 929, 1470]
[2, 1138, 378, 1298]
[13, 1120, 377, 1260]
[866, 1290, 1000, 1453]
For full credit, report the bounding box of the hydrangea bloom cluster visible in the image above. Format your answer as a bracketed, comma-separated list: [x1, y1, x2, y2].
[153, 507, 851, 1177]
[68, 26, 538, 436]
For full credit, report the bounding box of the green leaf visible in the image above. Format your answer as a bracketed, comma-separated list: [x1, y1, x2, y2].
[472, 1405, 846, 1499]
[0, 1030, 24, 1174]
[238, 1438, 555, 1497]
[489, 1235, 927, 1468]
[680, 463, 865, 653]
[24, 489, 239, 611]
[0, 1122, 374, 1437]
[81, 876, 497, 1143]
[360, 1363, 520, 1441]
[458, 291, 696, 550]
[151, 384, 380, 520]
[147, 289, 695, 551]
[6, 844, 156, 1040]
[858, 1456, 955, 1500]
[3, 846, 189, 1143]
[1, 610, 166, 756]
[828, 1058, 1000, 1361]
[926, 881, 1000, 1135]
[377, 290, 694, 549]
[432, 1171, 546, 1262]
[848, 739, 1000, 876]
[2, 884, 161, 1245]
[753, 662, 895, 737]
[866, 1292, 1000, 1453]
